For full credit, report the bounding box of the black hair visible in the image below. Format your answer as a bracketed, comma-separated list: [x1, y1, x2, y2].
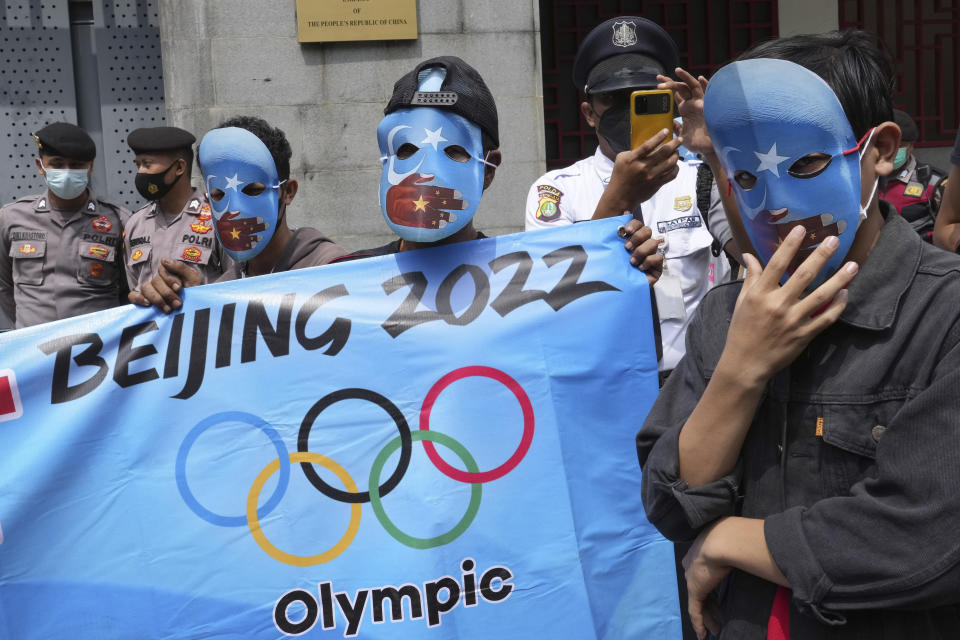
[173, 146, 194, 175]
[215, 115, 292, 180]
[737, 30, 894, 139]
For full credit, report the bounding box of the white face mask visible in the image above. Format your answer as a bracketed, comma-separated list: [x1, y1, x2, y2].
[857, 127, 879, 223]
[41, 161, 90, 200]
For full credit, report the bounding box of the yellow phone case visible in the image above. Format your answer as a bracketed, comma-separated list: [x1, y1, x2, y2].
[630, 89, 675, 149]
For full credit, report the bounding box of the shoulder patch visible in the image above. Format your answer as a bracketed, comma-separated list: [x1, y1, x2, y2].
[535, 185, 563, 222]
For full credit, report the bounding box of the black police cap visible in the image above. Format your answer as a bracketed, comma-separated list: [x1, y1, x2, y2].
[127, 126, 196, 154]
[893, 109, 918, 143]
[573, 16, 680, 94]
[385, 55, 500, 150]
[32, 122, 96, 161]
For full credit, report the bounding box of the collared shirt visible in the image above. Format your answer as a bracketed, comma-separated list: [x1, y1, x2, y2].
[524, 147, 727, 370]
[637, 204, 960, 638]
[0, 190, 130, 329]
[215, 227, 346, 282]
[124, 187, 227, 291]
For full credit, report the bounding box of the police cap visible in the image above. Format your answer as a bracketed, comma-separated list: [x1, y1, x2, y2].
[127, 126, 196, 154]
[32, 122, 96, 161]
[893, 109, 918, 143]
[572, 16, 680, 94]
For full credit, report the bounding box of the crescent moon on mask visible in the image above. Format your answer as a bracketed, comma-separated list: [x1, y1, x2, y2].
[385, 124, 423, 185]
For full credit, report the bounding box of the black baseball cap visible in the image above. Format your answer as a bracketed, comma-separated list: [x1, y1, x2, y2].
[385, 55, 500, 150]
[127, 126, 196, 154]
[573, 17, 680, 94]
[32, 122, 96, 161]
[893, 109, 918, 143]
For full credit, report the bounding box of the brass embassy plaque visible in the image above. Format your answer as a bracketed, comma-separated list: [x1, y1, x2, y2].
[297, 0, 418, 43]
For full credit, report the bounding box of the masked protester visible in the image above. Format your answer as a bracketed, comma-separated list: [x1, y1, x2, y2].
[524, 17, 736, 380]
[877, 109, 948, 241]
[637, 30, 960, 640]
[333, 55, 659, 280]
[124, 126, 229, 292]
[0, 122, 131, 329]
[129, 116, 347, 314]
[334, 56, 502, 259]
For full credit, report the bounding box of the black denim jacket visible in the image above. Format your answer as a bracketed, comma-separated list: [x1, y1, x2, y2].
[637, 208, 960, 639]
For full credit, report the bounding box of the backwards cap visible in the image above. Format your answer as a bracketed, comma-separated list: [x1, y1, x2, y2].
[385, 55, 499, 150]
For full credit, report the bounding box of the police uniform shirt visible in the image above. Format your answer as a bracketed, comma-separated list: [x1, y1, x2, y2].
[524, 147, 719, 370]
[124, 187, 227, 291]
[0, 191, 130, 329]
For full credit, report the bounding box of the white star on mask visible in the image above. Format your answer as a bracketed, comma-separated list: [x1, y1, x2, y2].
[421, 127, 448, 151]
[224, 173, 243, 191]
[754, 143, 790, 177]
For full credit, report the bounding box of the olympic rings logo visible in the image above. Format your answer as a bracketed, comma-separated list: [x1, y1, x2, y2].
[175, 366, 534, 567]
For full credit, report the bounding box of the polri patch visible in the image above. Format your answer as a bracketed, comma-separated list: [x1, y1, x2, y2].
[132, 249, 144, 262]
[190, 221, 212, 234]
[535, 185, 562, 222]
[89, 262, 105, 277]
[181, 246, 202, 262]
[18, 244, 37, 255]
[674, 195, 693, 212]
[88, 244, 109, 259]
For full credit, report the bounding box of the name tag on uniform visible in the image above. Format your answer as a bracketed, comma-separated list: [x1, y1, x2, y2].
[657, 215, 702, 233]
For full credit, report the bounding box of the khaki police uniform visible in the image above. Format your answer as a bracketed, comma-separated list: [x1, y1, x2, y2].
[124, 187, 227, 291]
[0, 191, 130, 328]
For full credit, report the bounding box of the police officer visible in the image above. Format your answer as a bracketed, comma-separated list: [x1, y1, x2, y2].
[878, 109, 947, 241]
[0, 122, 130, 329]
[125, 126, 228, 292]
[525, 16, 727, 376]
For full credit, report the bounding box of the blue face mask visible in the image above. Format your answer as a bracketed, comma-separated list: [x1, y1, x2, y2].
[705, 58, 877, 288]
[42, 163, 89, 200]
[198, 127, 284, 262]
[377, 107, 489, 243]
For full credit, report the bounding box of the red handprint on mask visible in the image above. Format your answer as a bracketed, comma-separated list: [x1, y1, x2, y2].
[216, 211, 268, 252]
[385, 174, 468, 229]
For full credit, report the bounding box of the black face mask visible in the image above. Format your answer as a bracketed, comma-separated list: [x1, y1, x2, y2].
[135, 160, 183, 201]
[596, 103, 631, 155]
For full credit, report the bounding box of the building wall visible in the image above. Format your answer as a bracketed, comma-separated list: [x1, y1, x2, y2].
[157, 0, 544, 251]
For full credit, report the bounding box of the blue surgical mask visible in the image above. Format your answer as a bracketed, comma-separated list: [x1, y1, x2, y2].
[704, 58, 874, 288]
[198, 127, 285, 262]
[892, 146, 908, 170]
[377, 107, 490, 243]
[42, 162, 89, 200]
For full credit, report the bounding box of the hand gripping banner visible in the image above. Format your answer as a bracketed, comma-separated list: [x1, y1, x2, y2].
[0, 218, 680, 639]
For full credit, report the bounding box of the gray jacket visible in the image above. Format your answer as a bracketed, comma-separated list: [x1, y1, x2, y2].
[638, 206, 960, 639]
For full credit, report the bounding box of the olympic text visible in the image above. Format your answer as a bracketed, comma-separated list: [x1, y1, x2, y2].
[273, 558, 514, 637]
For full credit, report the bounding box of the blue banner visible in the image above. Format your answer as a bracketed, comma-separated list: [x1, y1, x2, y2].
[0, 217, 679, 639]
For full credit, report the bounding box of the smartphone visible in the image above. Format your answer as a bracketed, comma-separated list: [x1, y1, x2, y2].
[630, 89, 675, 149]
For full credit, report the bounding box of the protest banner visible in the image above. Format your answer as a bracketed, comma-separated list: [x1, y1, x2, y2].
[0, 217, 679, 638]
